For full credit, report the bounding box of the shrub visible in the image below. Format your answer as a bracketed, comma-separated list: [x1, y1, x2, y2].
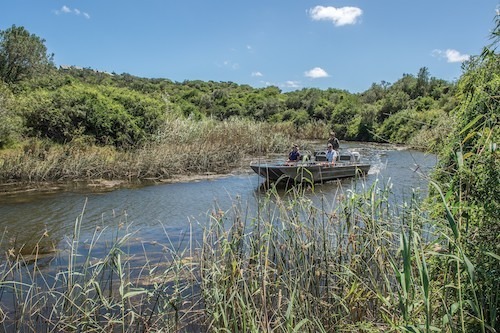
[0, 82, 22, 148]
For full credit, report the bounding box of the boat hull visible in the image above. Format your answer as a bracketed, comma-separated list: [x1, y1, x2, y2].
[250, 162, 370, 183]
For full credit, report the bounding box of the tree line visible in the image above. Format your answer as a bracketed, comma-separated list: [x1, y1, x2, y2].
[1, 24, 457, 150]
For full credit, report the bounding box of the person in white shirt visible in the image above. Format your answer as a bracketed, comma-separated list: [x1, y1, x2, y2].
[325, 143, 337, 164]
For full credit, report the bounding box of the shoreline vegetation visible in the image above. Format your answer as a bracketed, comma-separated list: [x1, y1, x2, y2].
[0, 119, 314, 193]
[0, 182, 494, 332]
[1, 26, 459, 193]
[0, 18, 498, 332]
[0, 117, 422, 195]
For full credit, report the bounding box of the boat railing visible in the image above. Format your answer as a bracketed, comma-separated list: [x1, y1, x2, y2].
[250, 150, 365, 166]
[249, 159, 319, 167]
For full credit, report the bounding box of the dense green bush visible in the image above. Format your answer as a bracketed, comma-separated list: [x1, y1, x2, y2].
[345, 106, 377, 141]
[0, 25, 461, 151]
[18, 83, 166, 147]
[430, 39, 500, 331]
[0, 82, 21, 148]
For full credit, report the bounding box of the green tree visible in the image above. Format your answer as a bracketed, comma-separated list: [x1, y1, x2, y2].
[329, 93, 360, 137]
[377, 89, 410, 122]
[415, 66, 430, 98]
[0, 25, 54, 84]
[0, 81, 21, 147]
[346, 106, 376, 141]
[360, 82, 388, 104]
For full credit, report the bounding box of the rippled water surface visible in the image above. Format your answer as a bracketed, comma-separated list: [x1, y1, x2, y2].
[0, 142, 437, 256]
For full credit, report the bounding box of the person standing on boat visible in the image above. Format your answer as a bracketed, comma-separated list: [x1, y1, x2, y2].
[287, 144, 301, 162]
[328, 132, 340, 151]
[325, 143, 337, 164]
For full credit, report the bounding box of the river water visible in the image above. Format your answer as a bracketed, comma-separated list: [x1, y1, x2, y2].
[0, 142, 437, 259]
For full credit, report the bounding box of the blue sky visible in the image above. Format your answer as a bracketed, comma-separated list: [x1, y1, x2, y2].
[1, 1, 498, 93]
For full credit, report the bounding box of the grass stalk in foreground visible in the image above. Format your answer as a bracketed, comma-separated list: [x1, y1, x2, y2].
[0, 209, 200, 332]
[0, 178, 497, 332]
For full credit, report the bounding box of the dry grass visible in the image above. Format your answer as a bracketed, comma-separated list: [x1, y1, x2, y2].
[0, 118, 317, 183]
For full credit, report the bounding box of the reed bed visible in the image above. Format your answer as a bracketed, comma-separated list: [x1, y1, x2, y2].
[198, 180, 497, 332]
[0, 118, 314, 183]
[1, 180, 494, 332]
[200, 181, 406, 332]
[0, 200, 202, 332]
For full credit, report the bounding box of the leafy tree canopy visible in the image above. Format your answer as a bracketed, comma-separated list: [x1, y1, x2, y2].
[0, 25, 463, 151]
[0, 25, 54, 84]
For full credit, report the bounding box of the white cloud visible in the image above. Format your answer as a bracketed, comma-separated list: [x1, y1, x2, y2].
[308, 6, 362, 26]
[304, 67, 329, 79]
[445, 49, 470, 63]
[432, 49, 470, 63]
[60, 5, 71, 13]
[55, 5, 90, 19]
[251, 71, 263, 77]
[282, 81, 301, 88]
[261, 80, 301, 89]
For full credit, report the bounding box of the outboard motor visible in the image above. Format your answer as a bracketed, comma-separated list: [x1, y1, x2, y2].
[351, 152, 361, 163]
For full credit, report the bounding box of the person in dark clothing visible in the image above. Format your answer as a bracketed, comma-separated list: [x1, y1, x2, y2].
[287, 144, 301, 162]
[327, 132, 340, 151]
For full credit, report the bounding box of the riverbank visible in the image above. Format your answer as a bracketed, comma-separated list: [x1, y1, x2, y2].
[0, 119, 306, 191]
[0, 139, 415, 197]
[0, 172, 238, 197]
[1, 116, 432, 195]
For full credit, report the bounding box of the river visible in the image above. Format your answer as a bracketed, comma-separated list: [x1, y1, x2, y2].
[0, 142, 437, 260]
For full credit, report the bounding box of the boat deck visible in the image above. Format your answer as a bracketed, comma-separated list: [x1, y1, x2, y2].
[250, 160, 370, 183]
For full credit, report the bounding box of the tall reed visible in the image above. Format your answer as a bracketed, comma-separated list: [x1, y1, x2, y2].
[1, 177, 495, 332]
[0, 203, 200, 332]
[198, 178, 498, 332]
[0, 118, 294, 183]
[199, 180, 407, 332]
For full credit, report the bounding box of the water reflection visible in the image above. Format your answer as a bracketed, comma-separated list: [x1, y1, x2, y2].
[0, 143, 437, 257]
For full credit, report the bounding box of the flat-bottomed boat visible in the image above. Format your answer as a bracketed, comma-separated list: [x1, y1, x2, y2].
[250, 151, 370, 183]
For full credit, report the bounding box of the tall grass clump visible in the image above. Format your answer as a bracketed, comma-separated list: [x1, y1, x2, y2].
[199, 181, 431, 332]
[0, 176, 496, 332]
[0, 118, 293, 183]
[199, 177, 499, 332]
[428, 23, 499, 332]
[0, 201, 201, 332]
